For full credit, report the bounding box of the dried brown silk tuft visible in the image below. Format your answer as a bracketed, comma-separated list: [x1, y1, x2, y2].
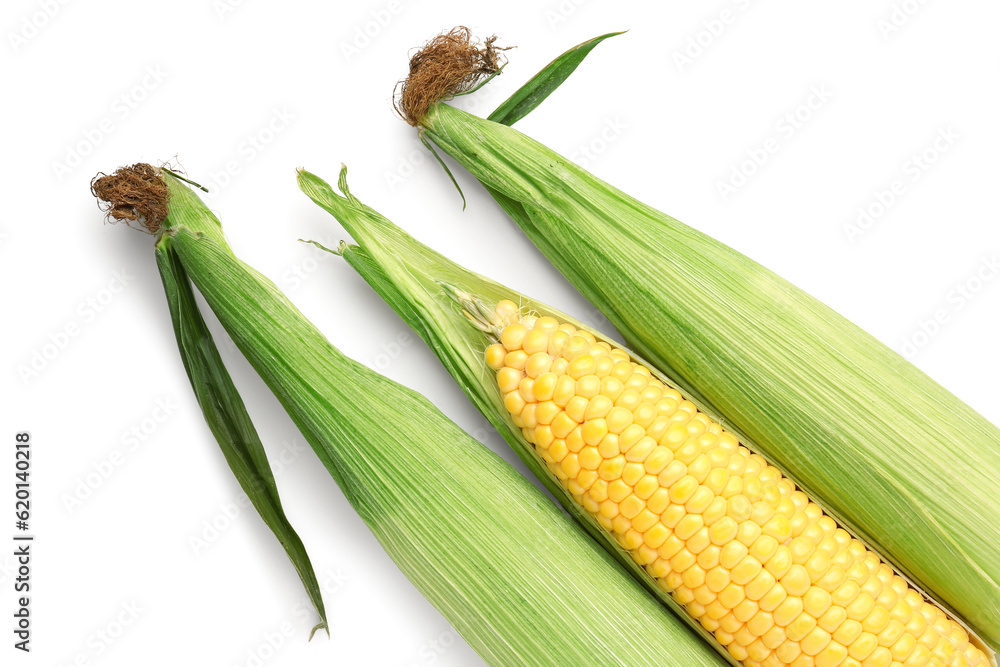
[91, 163, 170, 234]
[394, 26, 509, 126]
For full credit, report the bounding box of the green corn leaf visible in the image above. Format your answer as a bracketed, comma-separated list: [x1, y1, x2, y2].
[155, 239, 328, 638]
[414, 93, 1000, 651]
[487, 31, 624, 126]
[107, 166, 729, 667]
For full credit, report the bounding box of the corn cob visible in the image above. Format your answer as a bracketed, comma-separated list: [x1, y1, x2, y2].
[95, 164, 730, 667]
[297, 167, 996, 667]
[477, 300, 989, 667]
[396, 30, 1000, 650]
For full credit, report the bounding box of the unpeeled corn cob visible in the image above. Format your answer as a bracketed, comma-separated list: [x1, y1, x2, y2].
[297, 167, 994, 667]
[479, 302, 988, 667]
[397, 29, 1000, 650]
[94, 164, 728, 667]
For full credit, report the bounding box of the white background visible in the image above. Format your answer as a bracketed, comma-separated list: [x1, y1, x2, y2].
[2, 1, 999, 665]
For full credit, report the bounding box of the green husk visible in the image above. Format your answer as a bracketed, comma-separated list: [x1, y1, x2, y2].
[105, 166, 728, 667]
[404, 39, 1000, 650]
[156, 241, 327, 637]
[298, 166, 749, 664]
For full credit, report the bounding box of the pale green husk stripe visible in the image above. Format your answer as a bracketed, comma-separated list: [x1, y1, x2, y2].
[154, 170, 727, 667]
[417, 101, 1000, 649]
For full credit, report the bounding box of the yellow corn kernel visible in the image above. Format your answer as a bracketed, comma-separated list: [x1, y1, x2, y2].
[524, 351, 552, 378]
[565, 427, 584, 453]
[737, 520, 763, 548]
[877, 619, 904, 647]
[485, 343, 507, 369]
[719, 584, 746, 609]
[568, 355, 595, 379]
[562, 335, 590, 360]
[632, 508, 659, 533]
[547, 439, 568, 463]
[621, 462, 645, 487]
[595, 433, 619, 459]
[813, 641, 847, 667]
[720, 540, 750, 570]
[861, 645, 892, 666]
[634, 474, 658, 500]
[552, 375, 576, 406]
[546, 330, 569, 357]
[505, 350, 528, 371]
[763, 515, 792, 543]
[600, 376, 625, 401]
[565, 396, 588, 423]
[576, 374, 601, 399]
[644, 486, 669, 514]
[702, 496, 726, 525]
[504, 391, 526, 416]
[861, 605, 890, 635]
[643, 523, 670, 549]
[787, 614, 819, 643]
[669, 475, 699, 504]
[748, 610, 775, 636]
[903, 644, 931, 667]
[846, 594, 875, 623]
[581, 419, 608, 446]
[561, 453, 581, 478]
[500, 324, 526, 350]
[760, 583, 788, 613]
[522, 328, 549, 355]
[706, 567, 732, 593]
[625, 436, 657, 463]
[518, 376, 536, 402]
[763, 624, 787, 650]
[520, 403, 537, 428]
[766, 546, 793, 580]
[658, 460, 687, 488]
[578, 446, 602, 471]
[642, 445, 673, 476]
[686, 485, 715, 515]
[604, 405, 633, 434]
[549, 412, 576, 439]
[803, 587, 833, 618]
[598, 455, 626, 481]
[776, 640, 802, 663]
[670, 548, 696, 573]
[774, 595, 805, 628]
[782, 564, 812, 597]
[832, 619, 863, 647]
[497, 367, 522, 394]
[675, 513, 704, 541]
[594, 356, 615, 378]
[533, 425, 554, 449]
[608, 480, 631, 503]
[686, 527, 712, 555]
[745, 570, 777, 602]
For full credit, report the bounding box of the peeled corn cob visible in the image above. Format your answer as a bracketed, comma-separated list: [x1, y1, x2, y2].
[298, 167, 995, 667]
[478, 301, 989, 667]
